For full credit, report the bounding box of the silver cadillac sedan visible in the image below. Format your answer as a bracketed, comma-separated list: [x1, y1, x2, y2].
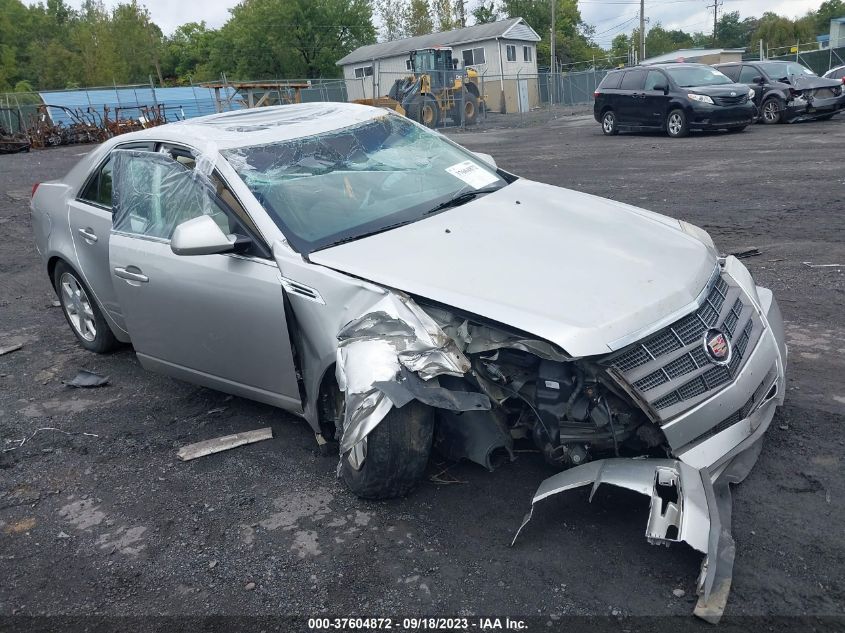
[31, 103, 786, 620]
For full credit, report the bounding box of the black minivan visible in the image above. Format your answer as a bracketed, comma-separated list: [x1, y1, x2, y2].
[593, 63, 756, 137]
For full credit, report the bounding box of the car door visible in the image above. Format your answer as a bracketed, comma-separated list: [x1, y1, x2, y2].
[68, 141, 155, 333]
[642, 70, 672, 127]
[108, 147, 302, 412]
[739, 65, 764, 106]
[617, 69, 648, 126]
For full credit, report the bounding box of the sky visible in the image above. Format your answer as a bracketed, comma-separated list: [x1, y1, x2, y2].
[22, 0, 832, 42]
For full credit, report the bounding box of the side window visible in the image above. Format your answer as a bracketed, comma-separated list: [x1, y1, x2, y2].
[619, 69, 646, 90]
[523, 46, 532, 62]
[644, 71, 665, 91]
[112, 151, 231, 240]
[597, 72, 622, 90]
[506, 45, 516, 62]
[79, 157, 113, 208]
[718, 65, 740, 81]
[739, 65, 760, 83]
[833, 68, 845, 80]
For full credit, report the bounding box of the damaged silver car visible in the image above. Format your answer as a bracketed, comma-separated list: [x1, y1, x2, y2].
[31, 103, 787, 621]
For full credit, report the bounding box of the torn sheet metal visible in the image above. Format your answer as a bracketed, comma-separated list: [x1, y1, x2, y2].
[335, 292, 472, 467]
[511, 445, 762, 624]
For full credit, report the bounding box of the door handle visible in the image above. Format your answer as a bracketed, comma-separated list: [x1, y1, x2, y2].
[114, 266, 149, 283]
[78, 227, 98, 242]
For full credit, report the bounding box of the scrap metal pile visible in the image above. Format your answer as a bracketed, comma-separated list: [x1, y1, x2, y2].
[0, 102, 181, 153]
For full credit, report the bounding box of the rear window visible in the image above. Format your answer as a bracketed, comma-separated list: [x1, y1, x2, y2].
[717, 65, 740, 81]
[598, 72, 622, 90]
[619, 70, 646, 90]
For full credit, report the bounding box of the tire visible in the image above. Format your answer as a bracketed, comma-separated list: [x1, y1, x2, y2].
[601, 109, 619, 135]
[340, 400, 435, 500]
[459, 90, 479, 126]
[761, 97, 783, 124]
[408, 94, 440, 128]
[666, 109, 689, 138]
[53, 261, 118, 354]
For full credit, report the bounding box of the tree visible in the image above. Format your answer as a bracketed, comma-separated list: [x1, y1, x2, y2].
[471, 1, 497, 25]
[500, 0, 584, 66]
[405, 0, 433, 36]
[432, 0, 457, 31]
[814, 0, 845, 34]
[377, 0, 407, 41]
[644, 24, 693, 57]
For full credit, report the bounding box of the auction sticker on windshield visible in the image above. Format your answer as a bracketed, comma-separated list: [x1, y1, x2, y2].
[445, 160, 499, 189]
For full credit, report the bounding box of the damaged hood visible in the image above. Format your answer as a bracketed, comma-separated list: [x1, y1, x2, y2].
[310, 179, 716, 358]
[789, 73, 843, 90]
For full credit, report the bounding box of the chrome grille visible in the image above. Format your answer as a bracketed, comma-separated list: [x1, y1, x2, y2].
[685, 365, 778, 447]
[606, 271, 763, 422]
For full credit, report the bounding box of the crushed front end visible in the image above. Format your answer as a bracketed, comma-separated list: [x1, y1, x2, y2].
[334, 255, 786, 623]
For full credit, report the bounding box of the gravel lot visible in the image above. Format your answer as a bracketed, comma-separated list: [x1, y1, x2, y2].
[1, 113, 843, 630]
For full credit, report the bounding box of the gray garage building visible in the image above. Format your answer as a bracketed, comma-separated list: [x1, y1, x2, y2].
[337, 17, 541, 113]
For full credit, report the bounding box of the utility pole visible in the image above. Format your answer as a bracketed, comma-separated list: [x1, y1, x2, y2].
[550, 0, 556, 73]
[639, 0, 645, 61]
[707, 0, 721, 46]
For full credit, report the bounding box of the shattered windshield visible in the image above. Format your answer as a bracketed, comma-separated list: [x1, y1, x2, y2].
[223, 114, 507, 253]
[666, 66, 732, 87]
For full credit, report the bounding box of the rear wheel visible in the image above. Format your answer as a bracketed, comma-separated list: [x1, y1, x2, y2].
[761, 97, 783, 124]
[601, 110, 619, 135]
[409, 94, 440, 128]
[666, 109, 689, 138]
[340, 400, 434, 500]
[53, 261, 118, 353]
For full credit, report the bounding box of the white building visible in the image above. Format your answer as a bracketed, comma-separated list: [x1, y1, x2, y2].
[337, 17, 541, 113]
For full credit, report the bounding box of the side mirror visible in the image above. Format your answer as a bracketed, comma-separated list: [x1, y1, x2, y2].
[652, 84, 668, 94]
[171, 215, 236, 256]
[474, 152, 497, 168]
[752, 76, 764, 84]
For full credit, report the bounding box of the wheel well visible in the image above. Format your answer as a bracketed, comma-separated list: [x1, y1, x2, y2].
[317, 364, 342, 441]
[465, 82, 480, 98]
[47, 256, 64, 288]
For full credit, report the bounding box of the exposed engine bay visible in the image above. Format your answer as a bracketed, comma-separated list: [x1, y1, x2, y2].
[423, 304, 668, 473]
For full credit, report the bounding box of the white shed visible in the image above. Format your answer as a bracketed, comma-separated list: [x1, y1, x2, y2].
[336, 17, 541, 113]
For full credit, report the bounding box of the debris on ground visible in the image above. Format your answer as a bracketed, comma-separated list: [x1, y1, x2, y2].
[51, 300, 61, 307]
[673, 588, 686, 598]
[0, 343, 23, 356]
[65, 369, 110, 388]
[176, 428, 273, 461]
[802, 262, 842, 268]
[3, 427, 99, 452]
[731, 247, 761, 259]
[244, 581, 256, 591]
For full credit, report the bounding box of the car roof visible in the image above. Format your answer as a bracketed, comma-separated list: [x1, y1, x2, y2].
[116, 102, 387, 151]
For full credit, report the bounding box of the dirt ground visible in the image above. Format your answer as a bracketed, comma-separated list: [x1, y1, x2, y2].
[1, 113, 843, 631]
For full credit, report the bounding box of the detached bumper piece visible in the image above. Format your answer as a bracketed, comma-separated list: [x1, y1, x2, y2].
[512, 447, 762, 623]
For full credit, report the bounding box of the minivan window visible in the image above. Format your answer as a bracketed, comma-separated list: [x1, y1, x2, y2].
[739, 65, 760, 83]
[598, 72, 622, 89]
[665, 66, 731, 87]
[644, 71, 665, 91]
[619, 70, 646, 90]
[718, 65, 740, 81]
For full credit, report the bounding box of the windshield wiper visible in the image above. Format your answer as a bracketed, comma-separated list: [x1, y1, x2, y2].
[424, 185, 503, 216]
[317, 220, 417, 250]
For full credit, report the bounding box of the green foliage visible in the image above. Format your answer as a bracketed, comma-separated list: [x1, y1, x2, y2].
[471, 1, 497, 25]
[406, 0, 434, 36]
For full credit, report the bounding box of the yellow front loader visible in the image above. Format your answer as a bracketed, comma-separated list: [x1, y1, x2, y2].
[354, 48, 484, 127]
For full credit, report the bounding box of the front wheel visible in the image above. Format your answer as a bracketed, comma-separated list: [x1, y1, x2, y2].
[340, 400, 434, 500]
[53, 261, 118, 353]
[601, 110, 619, 135]
[408, 94, 440, 128]
[761, 97, 783, 124]
[666, 109, 689, 138]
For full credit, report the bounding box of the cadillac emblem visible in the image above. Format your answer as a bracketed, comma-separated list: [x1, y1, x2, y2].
[704, 329, 731, 365]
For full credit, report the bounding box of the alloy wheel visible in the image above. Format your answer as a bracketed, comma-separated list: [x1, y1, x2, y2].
[60, 272, 97, 342]
[763, 100, 779, 122]
[603, 112, 615, 133]
[668, 112, 683, 136]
